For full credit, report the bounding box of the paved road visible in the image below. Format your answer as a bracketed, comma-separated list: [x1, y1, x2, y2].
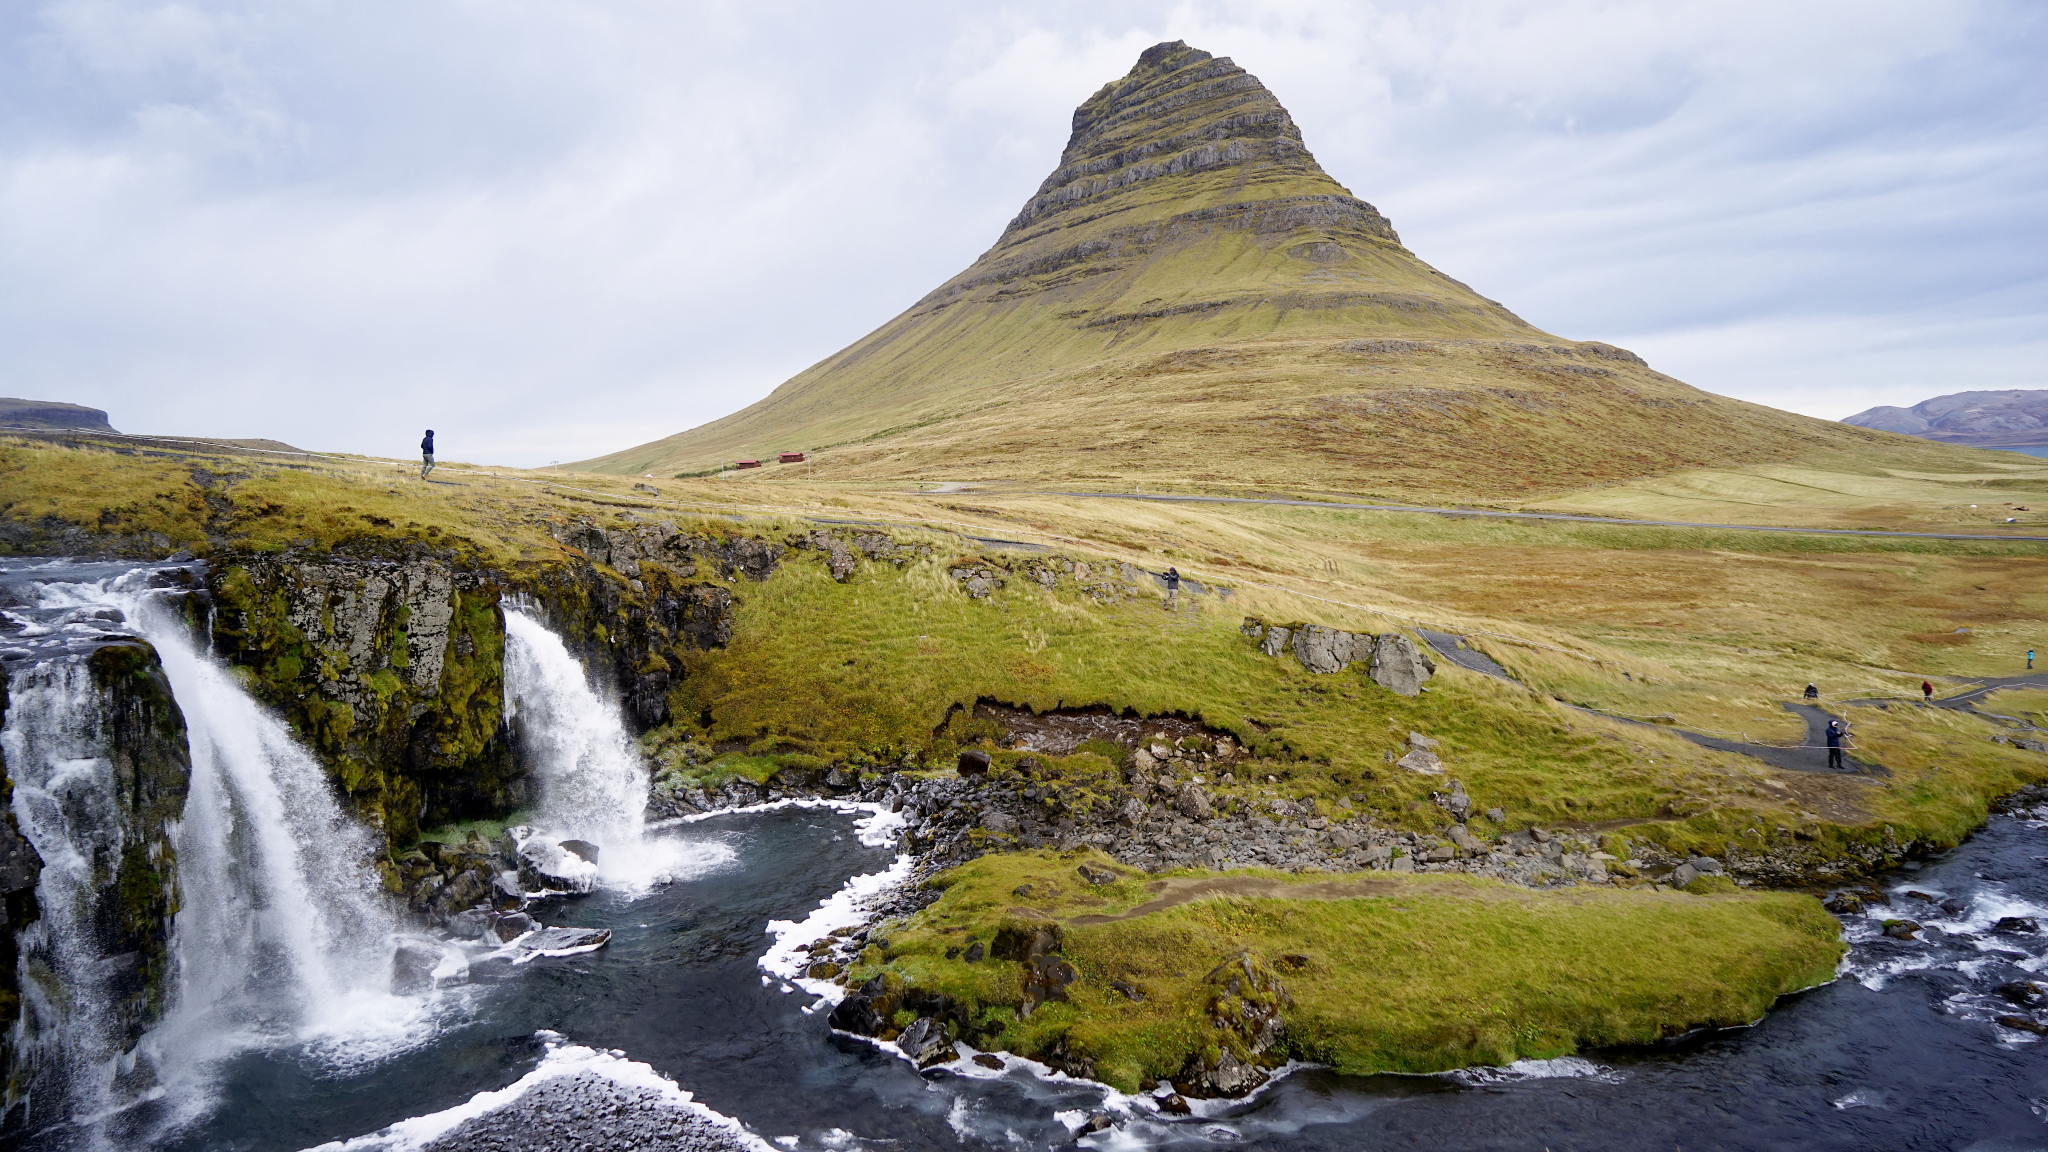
[1045, 491, 2048, 543]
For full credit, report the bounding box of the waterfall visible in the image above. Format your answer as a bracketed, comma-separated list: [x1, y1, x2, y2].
[501, 608, 698, 894]
[7, 569, 433, 1143]
[3, 660, 147, 1133]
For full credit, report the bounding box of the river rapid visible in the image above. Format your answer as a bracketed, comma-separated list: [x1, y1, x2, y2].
[5, 560, 2048, 1151]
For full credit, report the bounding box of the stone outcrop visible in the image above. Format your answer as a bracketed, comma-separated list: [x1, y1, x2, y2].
[207, 555, 513, 848]
[950, 553, 1150, 603]
[1241, 618, 1435, 694]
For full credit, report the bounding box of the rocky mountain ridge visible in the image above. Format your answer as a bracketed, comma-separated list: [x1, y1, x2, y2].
[1844, 389, 2048, 447]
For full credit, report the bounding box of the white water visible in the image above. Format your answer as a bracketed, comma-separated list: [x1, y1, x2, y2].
[19, 571, 438, 1139]
[1, 660, 140, 1131]
[502, 607, 719, 895]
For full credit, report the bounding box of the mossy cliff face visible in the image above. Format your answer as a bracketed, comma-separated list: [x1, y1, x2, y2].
[206, 556, 514, 850]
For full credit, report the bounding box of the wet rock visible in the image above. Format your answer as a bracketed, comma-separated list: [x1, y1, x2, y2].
[896, 1017, 953, 1067]
[1155, 1092, 1191, 1116]
[807, 961, 841, 980]
[447, 907, 491, 939]
[1997, 1014, 2048, 1035]
[487, 910, 536, 938]
[509, 927, 612, 958]
[1825, 894, 1866, 915]
[1077, 1111, 1115, 1134]
[827, 994, 883, 1035]
[1882, 920, 1921, 940]
[973, 1053, 1004, 1070]
[1369, 633, 1435, 696]
[392, 940, 442, 994]
[1996, 981, 2047, 1007]
[1940, 897, 1968, 916]
[1994, 916, 2040, 934]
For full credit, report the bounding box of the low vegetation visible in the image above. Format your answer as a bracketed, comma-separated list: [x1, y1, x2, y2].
[840, 848, 1845, 1091]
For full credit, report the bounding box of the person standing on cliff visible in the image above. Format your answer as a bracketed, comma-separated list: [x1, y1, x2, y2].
[1825, 718, 1846, 771]
[420, 429, 435, 480]
[1163, 567, 1181, 611]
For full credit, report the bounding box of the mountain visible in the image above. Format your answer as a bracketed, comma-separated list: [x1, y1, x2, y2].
[581, 42, 1983, 496]
[1843, 390, 2048, 448]
[0, 397, 115, 433]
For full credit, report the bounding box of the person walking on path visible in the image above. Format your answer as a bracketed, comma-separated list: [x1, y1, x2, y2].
[1162, 567, 1181, 611]
[1922, 680, 1934, 703]
[1825, 718, 1846, 771]
[1804, 683, 1819, 701]
[420, 430, 435, 480]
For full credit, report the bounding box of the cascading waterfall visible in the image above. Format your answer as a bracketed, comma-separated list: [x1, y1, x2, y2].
[2, 659, 148, 1133]
[7, 568, 433, 1143]
[501, 607, 702, 894]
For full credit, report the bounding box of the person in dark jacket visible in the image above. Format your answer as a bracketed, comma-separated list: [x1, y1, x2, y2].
[420, 430, 435, 480]
[1804, 683, 1819, 701]
[1163, 567, 1181, 611]
[1921, 680, 1933, 703]
[1825, 718, 1845, 771]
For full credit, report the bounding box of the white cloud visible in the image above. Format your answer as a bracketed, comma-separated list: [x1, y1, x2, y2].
[0, 0, 2039, 463]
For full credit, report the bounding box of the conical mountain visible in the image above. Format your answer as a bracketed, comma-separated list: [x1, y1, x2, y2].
[583, 42, 1971, 495]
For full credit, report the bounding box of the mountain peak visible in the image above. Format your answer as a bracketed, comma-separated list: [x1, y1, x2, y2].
[576, 44, 1963, 497]
[1004, 42, 1351, 240]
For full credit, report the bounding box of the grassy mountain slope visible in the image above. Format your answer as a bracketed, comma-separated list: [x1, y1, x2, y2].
[581, 41, 1987, 499]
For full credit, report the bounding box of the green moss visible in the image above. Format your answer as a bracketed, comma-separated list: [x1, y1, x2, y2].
[845, 849, 1845, 1089]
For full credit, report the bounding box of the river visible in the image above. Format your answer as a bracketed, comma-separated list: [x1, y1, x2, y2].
[5, 560, 2048, 1151]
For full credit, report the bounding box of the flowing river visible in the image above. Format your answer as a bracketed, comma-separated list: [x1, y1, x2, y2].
[4, 560, 2048, 1151]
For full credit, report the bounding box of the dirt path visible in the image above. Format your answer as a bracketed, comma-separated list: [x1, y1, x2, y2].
[1041, 490, 2048, 543]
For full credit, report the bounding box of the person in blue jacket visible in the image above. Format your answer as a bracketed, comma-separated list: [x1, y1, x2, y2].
[421, 430, 435, 480]
[1825, 718, 1845, 771]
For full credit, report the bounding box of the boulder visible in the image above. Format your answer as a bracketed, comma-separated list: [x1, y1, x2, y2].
[1259, 626, 1292, 658]
[1077, 863, 1119, 886]
[1996, 981, 2047, 1007]
[1390, 853, 1415, 873]
[1369, 634, 1436, 696]
[1686, 856, 1723, 875]
[1670, 863, 1700, 889]
[827, 994, 884, 1035]
[1077, 1112, 1114, 1135]
[1422, 845, 1455, 864]
[513, 927, 613, 956]
[558, 839, 600, 865]
[1021, 954, 1080, 1014]
[1484, 806, 1506, 823]
[1882, 920, 1921, 940]
[1116, 797, 1148, 826]
[1290, 626, 1371, 674]
[981, 810, 1019, 835]
[1995, 916, 2040, 934]
[1396, 748, 1444, 775]
[1998, 1015, 2048, 1035]
[896, 1017, 953, 1067]
[1176, 783, 1214, 821]
[448, 907, 492, 939]
[510, 827, 598, 894]
[1408, 732, 1439, 750]
[993, 912, 1062, 961]
[958, 749, 992, 776]
[1361, 844, 1392, 869]
[391, 940, 442, 994]
[487, 911, 538, 944]
[1441, 779, 1472, 822]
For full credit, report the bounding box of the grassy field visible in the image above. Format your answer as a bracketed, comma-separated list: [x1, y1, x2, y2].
[841, 849, 1845, 1090]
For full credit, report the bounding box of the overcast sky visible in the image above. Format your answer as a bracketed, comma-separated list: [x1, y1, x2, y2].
[2, 0, 2041, 466]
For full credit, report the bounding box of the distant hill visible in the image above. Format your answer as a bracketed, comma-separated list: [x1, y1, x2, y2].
[1843, 390, 2048, 448]
[580, 42, 1996, 497]
[0, 398, 115, 433]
